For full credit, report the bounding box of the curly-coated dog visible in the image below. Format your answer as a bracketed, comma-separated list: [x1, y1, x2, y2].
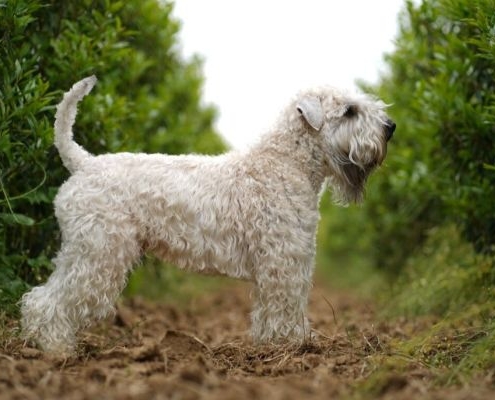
[21, 76, 395, 353]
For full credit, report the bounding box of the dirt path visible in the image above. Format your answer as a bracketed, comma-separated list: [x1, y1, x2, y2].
[0, 281, 493, 399]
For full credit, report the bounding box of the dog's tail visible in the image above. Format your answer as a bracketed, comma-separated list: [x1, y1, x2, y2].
[54, 75, 97, 174]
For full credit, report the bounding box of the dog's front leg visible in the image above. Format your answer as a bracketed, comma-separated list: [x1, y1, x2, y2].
[250, 261, 312, 344]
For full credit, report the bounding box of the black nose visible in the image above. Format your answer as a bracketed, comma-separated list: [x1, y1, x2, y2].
[385, 119, 396, 141]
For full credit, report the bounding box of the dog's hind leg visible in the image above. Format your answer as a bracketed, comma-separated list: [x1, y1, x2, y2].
[20, 220, 141, 353]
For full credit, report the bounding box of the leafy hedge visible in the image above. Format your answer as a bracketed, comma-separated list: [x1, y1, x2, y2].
[318, 0, 494, 277]
[364, 0, 494, 274]
[0, 0, 226, 312]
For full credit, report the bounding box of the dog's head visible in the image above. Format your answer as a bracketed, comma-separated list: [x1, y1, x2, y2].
[295, 87, 395, 205]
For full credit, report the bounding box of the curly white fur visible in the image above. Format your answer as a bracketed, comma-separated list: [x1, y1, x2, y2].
[21, 76, 395, 353]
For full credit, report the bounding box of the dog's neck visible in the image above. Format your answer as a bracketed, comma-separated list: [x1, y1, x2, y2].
[246, 128, 328, 194]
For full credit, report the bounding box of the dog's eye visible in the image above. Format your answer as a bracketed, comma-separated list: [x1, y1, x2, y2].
[343, 104, 358, 118]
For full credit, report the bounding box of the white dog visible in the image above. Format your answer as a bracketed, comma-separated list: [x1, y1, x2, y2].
[21, 76, 395, 353]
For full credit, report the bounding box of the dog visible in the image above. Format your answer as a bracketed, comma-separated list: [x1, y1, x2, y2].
[21, 76, 395, 353]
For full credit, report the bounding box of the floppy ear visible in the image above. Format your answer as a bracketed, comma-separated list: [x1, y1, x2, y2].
[296, 96, 324, 131]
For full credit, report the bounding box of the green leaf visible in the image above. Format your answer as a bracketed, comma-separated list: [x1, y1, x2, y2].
[0, 212, 35, 226]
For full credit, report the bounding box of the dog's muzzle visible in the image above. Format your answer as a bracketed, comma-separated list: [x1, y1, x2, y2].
[384, 119, 396, 141]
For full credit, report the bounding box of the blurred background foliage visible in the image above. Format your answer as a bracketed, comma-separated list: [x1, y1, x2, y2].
[318, 0, 494, 279]
[0, 0, 226, 312]
[1, 0, 494, 373]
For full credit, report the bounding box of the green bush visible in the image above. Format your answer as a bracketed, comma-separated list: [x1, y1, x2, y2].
[361, 0, 494, 274]
[0, 0, 226, 313]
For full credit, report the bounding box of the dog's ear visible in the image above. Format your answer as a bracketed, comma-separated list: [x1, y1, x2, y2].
[296, 96, 324, 131]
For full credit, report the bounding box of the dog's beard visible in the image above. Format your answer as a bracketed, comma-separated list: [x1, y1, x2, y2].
[324, 125, 387, 205]
[327, 154, 377, 205]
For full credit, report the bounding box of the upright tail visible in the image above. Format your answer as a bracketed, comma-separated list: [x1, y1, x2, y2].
[54, 75, 97, 174]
